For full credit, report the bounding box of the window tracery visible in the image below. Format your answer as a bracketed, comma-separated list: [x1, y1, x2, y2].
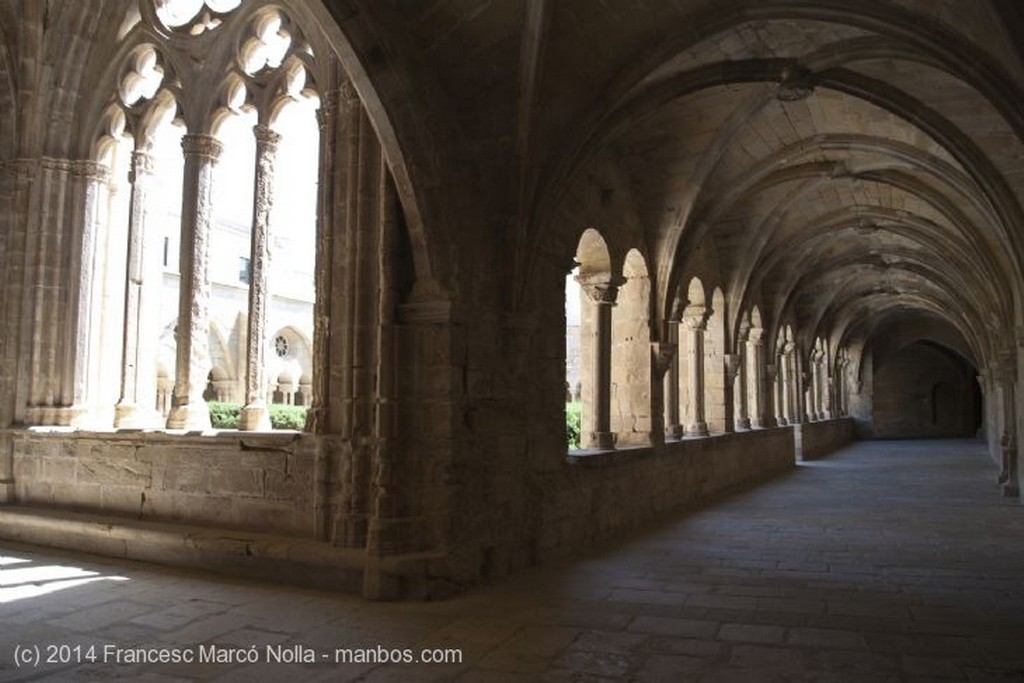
[154, 0, 242, 35]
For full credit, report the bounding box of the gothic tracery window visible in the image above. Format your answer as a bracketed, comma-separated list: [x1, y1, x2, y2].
[84, 1, 320, 432]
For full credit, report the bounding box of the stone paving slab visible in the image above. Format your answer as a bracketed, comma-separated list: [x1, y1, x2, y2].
[2, 439, 1023, 681]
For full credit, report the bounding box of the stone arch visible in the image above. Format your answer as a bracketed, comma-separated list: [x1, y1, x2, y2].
[207, 321, 236, 398]
[301, 0, 449, 296]
[572, 229, 616, 449]
[203, 365, 232, 403]
[610, 249, 652, 446]
[267, 325, 311, 406]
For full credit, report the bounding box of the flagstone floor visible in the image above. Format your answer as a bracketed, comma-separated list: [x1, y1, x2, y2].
[2, 438, 1023, 682]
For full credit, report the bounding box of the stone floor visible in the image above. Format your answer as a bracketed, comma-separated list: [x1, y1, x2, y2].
[1, 439, 1023, 682]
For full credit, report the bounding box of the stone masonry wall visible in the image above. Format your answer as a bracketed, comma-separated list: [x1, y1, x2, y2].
[795, 418, 854, 461]
[536, 427, 795, 560]
[10, 431, 315, 537]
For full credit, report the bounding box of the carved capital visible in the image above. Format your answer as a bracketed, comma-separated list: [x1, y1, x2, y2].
[181, 134, 224, 162]
[668, 297, 686, 323]
[738, 317, 751, 341]
[129, 150, 155, 184]
[41, 157, 73, 173]
[315, 86, 338, 131]
[724, 353, 741, 382]
[72, 160, 111, 183]
[253, 124, 282, 149]
[8, 158, 38, 179]
[576, 273, 624, 304]
[747, 327, 764, 345]
[652, 342, 676, 376]
[338, 78, 360, 115]
[681, 305, 708, 330]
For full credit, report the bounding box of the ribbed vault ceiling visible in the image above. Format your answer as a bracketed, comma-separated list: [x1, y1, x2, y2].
[515, 2, 1024, 370]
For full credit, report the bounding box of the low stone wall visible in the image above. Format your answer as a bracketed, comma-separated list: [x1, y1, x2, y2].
[795, 418, 854, 461]
[537, 427, 795, 559]
[7, 430, 316, 537]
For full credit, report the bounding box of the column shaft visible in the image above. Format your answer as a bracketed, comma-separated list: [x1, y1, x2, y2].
[115, 150, 161, 428]
[592, 298, 614, 448]
[665, 319, 682, 437]
[308, 90, 337, 435]
[239, 125, 281, 431]
[166, 135, 222, 430]
[774, 356, 790, 423]
[684, 309, 708, 436]
[736, 339, 750, 429]
[66, 162, 109, 426]
[748, 332, 765, 428]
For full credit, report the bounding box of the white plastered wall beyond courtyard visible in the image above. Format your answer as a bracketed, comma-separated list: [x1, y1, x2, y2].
[0, 0, 1022, 599]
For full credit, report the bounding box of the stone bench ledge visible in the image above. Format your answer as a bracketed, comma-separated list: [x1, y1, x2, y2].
[0, 505, 363, 593]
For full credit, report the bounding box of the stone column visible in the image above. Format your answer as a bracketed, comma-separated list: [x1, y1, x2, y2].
[664, 308, 683, 438]
[811, 351, 823, 421]
[747, 328, 765, 428]
[831, 357, 841, 417]
[683, 306, 709, 437]
[166, 134, 222, 430]
[64, 161, 110, 426]
[651, 342, 674, 446]
[114, 150, 162, 428]
[310, 84, 340, 541]
[822, 356, 834, 420]
[579, 275, 620, 449]
[735, 331, 750, 429]
[774, 351, 787, 427]
[998, 350, 1019, 497]
[780, 343, 795, 424]
[308, 89, 337, 437]
[725, 353, 741, 431]
[239, 125, 281, 431]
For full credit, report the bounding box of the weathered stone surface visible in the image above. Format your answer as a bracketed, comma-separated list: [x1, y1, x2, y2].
[1, 0, 1023, 601]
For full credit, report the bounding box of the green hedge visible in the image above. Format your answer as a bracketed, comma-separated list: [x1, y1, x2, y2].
[566, 400, 581, 450]
[208, 401, 241, 429]
[269, 404, 307, 430]
[207, 401, 308, 430]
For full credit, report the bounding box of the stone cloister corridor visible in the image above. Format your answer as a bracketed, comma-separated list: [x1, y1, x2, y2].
[2, 439, 1022, 682]
[3, 1, 1024, 678]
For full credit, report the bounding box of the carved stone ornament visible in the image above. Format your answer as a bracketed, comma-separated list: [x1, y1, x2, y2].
[681, 305, 708, 330]
[724, 353, 741, 382]
[181, 134, 224, 162]
[777, 63, 815, 102]
[576, 273, 624, 304]
[652, 342, 676, 375]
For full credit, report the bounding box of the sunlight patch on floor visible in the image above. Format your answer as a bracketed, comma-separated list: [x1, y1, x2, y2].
[0, 553, 129, 604]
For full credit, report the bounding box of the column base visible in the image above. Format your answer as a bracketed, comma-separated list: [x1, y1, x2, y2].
[1002, 482, 1020, 498]
[667, 424, 683, 439]
[587, 431, 615, 450]
[737, 419, 751, 430]
[166, 401, 212, 431]
[114, 402, 164, 429]
[239, 403, 272, 431]
[684, 422, 709, 437]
